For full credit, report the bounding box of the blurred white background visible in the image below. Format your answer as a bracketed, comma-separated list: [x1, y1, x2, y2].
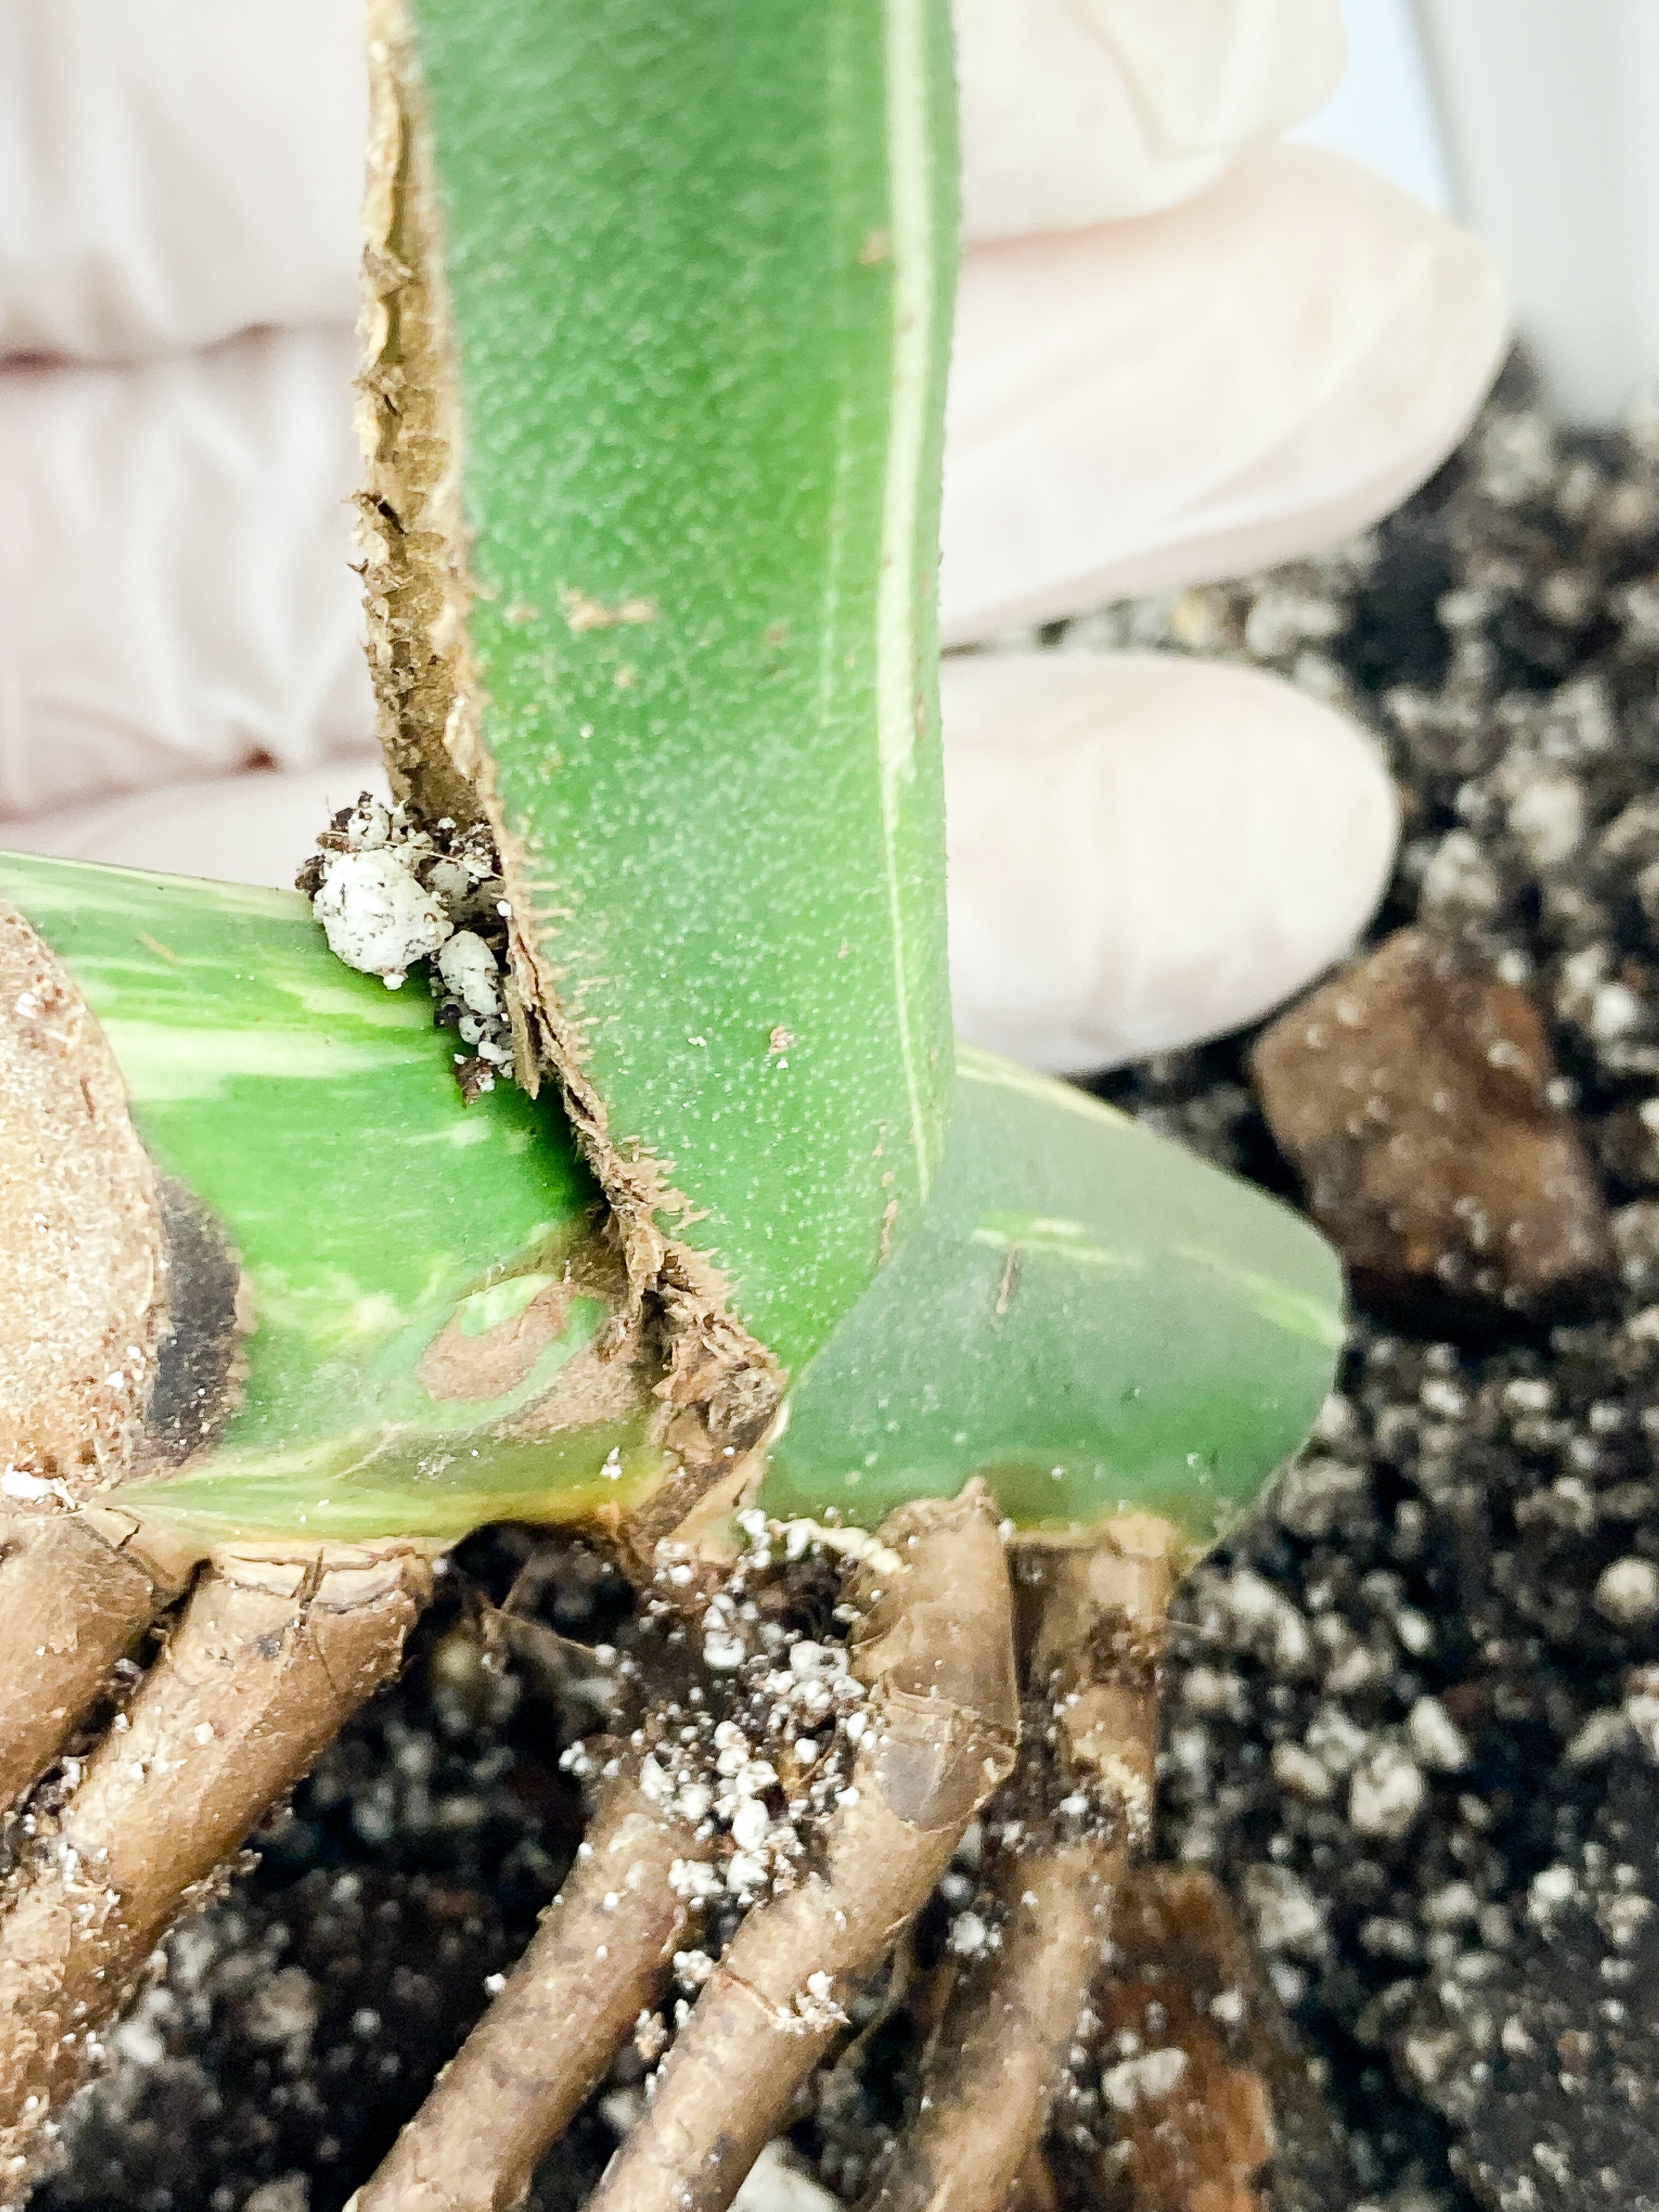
[1297, 0, 1659, 425]
[1293, 0, 1450, 212]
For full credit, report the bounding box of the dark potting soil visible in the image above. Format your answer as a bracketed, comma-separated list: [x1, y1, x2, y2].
[31, 356, 1659, 2212]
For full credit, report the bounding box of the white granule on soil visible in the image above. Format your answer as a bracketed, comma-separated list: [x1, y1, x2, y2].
[1347, 1743, 1427, 1839]
[1270, 1741, 1334, 1802]
[1099, 2045, 1189, 2112]
[729, 2141, 839, 2212]
[1593, 1555, 1659, 1627]
[1526, 1863, 1578, 1923]
[1406, 1695, 1470, 1774]
[946, 1909, 994, 1959]
[1244, 1863, 1328, 1957]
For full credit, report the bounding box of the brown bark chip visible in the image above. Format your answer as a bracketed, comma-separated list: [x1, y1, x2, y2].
[1082, 1868, 1357, 2212]
[581, 1488, 1019, 2212]
[349, 1770, 705, 2212]
[0, 902, 168, 1493]
[1252, 926, 1616, 1323]
[0, 1547, 431, 2199]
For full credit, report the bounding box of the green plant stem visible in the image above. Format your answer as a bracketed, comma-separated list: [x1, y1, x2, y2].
[3, 859, 1340, 1556]
[362, 0, 958, 1385]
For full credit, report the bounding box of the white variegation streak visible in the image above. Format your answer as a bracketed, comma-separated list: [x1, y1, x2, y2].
[957, 1045, 1344, 1352]
[873, 0, 943, 1201]
[956, 1040, 1128, 1125]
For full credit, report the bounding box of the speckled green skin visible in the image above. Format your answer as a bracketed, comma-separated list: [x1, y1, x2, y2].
[404, 0, 957, 1372]
[1, 855, 670, 1545]
[3, 859, 1340, 1551]
[763, 1048, 1345, 1545]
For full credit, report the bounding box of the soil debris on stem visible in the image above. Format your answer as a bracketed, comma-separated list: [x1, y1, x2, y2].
[297, 796, 517, 1096]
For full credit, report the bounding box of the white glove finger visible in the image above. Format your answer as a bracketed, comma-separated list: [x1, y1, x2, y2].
[944, 650, 1398, 1073]
[1, 757, 388, 889]
[2, 146, 1485, 836]
[941, 143, 1508, 646]
[0, 0, 364, 362]
[956, 0, 1345, 242]
[2, 0, 1338, 364]
[0, 325, 370, 822]
[3, 651, 1397, 1087]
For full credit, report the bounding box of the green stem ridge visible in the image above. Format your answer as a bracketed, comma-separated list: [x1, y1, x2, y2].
[874, 0, 956, 1199]
[361, 0, 959, 1412]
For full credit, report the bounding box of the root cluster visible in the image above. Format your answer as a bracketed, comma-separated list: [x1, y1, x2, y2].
[0, 1545, 430, 2203]
[0, 1492, 1332, 2212]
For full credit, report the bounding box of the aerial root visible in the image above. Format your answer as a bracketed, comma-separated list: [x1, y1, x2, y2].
[0, 1545, 431, 2201]
[0, 1505, 190, 1818]
[349, 1767, 708, 2212]
[580, 1483, 1019, 2212]
[857, 1518, 1177, 2212]
[872, 1844, 1114, 2212]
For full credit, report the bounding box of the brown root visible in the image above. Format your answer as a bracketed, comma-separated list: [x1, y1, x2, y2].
[876, 1846, 1113, 2212]
[0, 1508, 190, 1816]
[580, 1486, 1019, 2212]
[0, 1545, 431, 2198]
[1001, 2152, 1060, 2212]
[0, 1496, 1351, 2210]
[349, 1769, 707, 2212]
[857, 1520, 1177, 2212]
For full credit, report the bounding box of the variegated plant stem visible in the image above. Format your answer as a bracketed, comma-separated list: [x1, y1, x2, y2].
[1, 854, 664, 1554]
[1, 858, 1341, 1562]
[358, 0, 958, 1467]
[767, 1046, 1344, 1553]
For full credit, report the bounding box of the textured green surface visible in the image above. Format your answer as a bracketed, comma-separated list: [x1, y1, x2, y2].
[2, 859, 1340, 1554]
[1, 854, 670, 1544]
[763, 1048, 1345, 1546]
[404, 0, 957, 1372]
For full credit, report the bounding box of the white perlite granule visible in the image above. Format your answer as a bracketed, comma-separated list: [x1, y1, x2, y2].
[1593, 1555, 1659, 1627]
[1100, 2045, 1188, 2113]
[313, 848, 453, 988]
[1244, 1863, 1327, 1957]
[1270, 1741, 1334, 1802]
[1406, 1696, 1470, 1774]
[729, 2141, 839, 2212]
[301, 794, 517, 1084]
[437, 929, 503, 1020]
[1348, 1745, 1426, 1840]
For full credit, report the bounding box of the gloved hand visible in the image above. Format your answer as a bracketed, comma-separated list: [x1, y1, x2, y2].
[0, 0, 1506, 1072]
